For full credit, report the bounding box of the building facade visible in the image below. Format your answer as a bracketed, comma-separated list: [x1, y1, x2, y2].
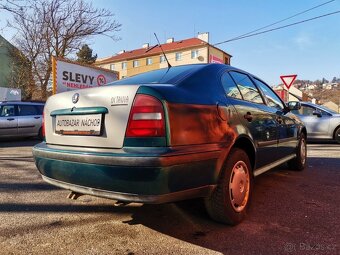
[0, 35, 16, 87]
[0, 35, 33, 99]
[95, 33, 232, 78]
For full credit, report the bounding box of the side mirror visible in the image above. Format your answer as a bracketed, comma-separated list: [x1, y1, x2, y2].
[313, 111, 322, 117]
[287, 101, 301, 111]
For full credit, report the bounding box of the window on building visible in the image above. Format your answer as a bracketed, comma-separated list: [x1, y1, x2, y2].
[110, 64, 115, 70]
[133, 60, 139, 68]
[224, 57, 229, 65]
[175, 52, 182, 61]
[146, 58, 153, 65]
[160, 55, 166, 63]
[121, 62, 127, 70]
[191, 50, 198, 59]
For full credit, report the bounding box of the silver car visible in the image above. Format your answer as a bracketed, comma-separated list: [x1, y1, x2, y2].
[0, 101, 44, 139]
[290, 101, 340, 143]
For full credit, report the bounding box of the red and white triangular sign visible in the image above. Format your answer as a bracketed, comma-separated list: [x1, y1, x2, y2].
[280, 74, 297, 89]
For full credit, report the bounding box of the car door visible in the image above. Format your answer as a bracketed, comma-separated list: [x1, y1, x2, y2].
[17, 104, 42, 136]
[0, 104, 18, 137]
[253, 78, 297, 158]
[292, 104, 330, 139]
[223, 71, 280, 168]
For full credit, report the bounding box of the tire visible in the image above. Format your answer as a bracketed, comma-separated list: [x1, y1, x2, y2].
[288, 133, 307, 171]
[38, 128, 43, 141]
[204, 148, 253, 225]
[334, 127, 340, 144]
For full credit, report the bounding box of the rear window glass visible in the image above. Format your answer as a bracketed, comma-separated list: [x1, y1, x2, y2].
[109, 65, 205, 85]
[18, 105, 39, 116]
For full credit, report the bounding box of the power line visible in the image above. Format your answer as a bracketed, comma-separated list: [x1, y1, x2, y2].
[214, 10, 340, 46]
[106, 5, 340, 73]
[228, 0, 335, 42]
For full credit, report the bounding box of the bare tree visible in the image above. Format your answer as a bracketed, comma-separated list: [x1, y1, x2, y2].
[8, 46, 35, 100]
[1, 0, 121, 100]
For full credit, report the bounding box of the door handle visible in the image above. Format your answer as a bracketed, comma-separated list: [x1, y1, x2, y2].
[7, 118, 15, 121]
[34, 116, 41, 119]
[244, 112, 253, 122]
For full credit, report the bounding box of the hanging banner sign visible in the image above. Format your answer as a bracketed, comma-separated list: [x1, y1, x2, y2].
[52, 57, 119, 94]
[209, 55, 224, 64]
[0, 87, 21, 101]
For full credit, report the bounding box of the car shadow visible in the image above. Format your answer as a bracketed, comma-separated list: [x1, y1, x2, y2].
[1, 157, 339, 254]
[0, 138, 41, 148]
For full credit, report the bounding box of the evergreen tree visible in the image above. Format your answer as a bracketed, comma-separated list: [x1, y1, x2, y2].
[76, 44, 97, 64]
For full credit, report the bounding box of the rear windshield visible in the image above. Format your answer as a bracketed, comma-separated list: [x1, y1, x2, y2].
[109, 65, 205, 85]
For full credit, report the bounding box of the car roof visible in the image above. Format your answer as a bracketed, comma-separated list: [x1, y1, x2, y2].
[0, 101, 45, 105]
[110, 63, 267, 87]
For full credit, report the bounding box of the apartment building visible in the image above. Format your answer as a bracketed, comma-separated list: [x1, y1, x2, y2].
[95, 33, 232, 78]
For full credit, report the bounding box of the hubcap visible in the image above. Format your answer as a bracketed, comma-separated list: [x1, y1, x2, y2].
[300, 138, 306, 165]
[229, 161, 250, 212]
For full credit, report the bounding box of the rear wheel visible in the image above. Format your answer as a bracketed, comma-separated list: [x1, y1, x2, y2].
[288, 133, 307, 171]
[334, 127, 340, 144]
[204, 148, 253, 225]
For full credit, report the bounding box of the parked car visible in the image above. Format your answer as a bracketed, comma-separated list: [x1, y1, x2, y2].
[33, 64, 306, 225]
[0, 101, 45, 139]
[289, 101, 340, 143]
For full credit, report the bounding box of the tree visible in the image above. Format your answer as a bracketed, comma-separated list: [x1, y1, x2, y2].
[332, 77, 337, 83]
[1, 0, 121, 100]
[8, 47, 35, 100]
[76, 44, 97, 64]
[321, 78, 329, 84]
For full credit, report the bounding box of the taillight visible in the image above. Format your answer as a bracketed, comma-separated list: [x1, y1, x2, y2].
[126, 94, 165, 137]
[42, 111, 45, 139]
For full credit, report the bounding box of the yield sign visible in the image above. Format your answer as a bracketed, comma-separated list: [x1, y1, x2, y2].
[280, 74, 297, 89]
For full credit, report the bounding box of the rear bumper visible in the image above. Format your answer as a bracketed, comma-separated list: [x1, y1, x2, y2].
[33, 142, 221, 203]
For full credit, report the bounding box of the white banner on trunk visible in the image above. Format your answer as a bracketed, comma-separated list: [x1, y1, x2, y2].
[52, 57, 119, 94]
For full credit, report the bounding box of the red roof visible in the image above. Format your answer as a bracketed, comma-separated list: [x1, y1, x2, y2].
[96, 38, 229, 64]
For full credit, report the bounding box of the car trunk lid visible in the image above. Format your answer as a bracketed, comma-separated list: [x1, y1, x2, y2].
[44, 85, 140, 148]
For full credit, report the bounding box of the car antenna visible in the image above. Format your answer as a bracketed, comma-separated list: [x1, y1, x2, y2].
[154, 33, 171, 68]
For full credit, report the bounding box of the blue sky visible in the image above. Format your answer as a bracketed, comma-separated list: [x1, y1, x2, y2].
[1, 0, 340, 85]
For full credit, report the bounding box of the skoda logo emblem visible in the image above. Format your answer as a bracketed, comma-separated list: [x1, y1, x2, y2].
[72, 93, 79, 104]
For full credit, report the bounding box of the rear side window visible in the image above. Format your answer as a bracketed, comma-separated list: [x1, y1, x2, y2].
[221, 72, 242, 99]
[229, 71, 264, 104]
[18, 105, 39, 116]
[0, 105, 16, 117]
[36, 105, 44, 115]
[253, 78, 284, 110]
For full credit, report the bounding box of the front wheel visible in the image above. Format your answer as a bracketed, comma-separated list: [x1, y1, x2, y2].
[334, 127, 340, 144]
[204, 148, 253, 225]
[288, 133, 307, 171]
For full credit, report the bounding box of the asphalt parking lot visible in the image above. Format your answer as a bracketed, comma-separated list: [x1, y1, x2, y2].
[0, 139, 339, 255]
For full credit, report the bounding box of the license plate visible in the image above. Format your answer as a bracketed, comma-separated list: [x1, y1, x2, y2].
[55, 114, 102, 136]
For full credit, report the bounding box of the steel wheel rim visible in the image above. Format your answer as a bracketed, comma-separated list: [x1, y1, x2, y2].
[300, 138, 306, 165]
[229, 161, 250, 212]
[336, 130, 340, 143]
